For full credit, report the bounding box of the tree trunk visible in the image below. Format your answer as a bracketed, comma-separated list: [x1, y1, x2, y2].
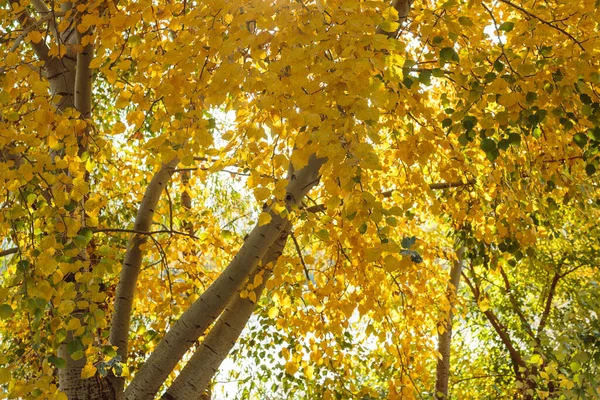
[435, 247, 464, 399]
[163, 233, 289, 399]
[125, 155, 326, 400]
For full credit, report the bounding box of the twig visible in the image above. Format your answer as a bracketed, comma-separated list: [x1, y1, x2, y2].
[290, 232, 311, 284]
[94, 228, 199, 240]
[306, 179, 476, 213]
[497, 0, 585, 51]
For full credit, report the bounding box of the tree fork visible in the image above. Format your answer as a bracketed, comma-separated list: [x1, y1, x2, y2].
[124, 155, 326, 400]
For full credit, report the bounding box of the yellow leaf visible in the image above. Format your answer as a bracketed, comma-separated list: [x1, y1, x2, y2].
[29, 31, 43, 43]
[67, 318, 81, 331]
[479, 298, 490, 312]
[268, 306, 279, 319]
[304, 365, 315, 380]
[258, 212, 272, 226]
[80, 364, 96, 379]
[55, 392, 68, 400]
[285, 361, 299, 375]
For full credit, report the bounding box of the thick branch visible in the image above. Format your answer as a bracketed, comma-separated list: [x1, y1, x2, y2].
[9, 1, 52, 62]
[74, 30, 94, 119]
[124, 155, 326, 400]
[108, 158, 179, 394]
[163, 234, 289, 399]
[376, 0, 414, 38]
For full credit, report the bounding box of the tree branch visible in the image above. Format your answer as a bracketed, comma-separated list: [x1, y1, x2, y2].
[94, 228, 199, 240]
[435, 246, 464, 399]
[536, 271, 560, 338]
[163, 234, 289, 399]
[9, 0, 52, 63]
[498, 263, 536, 340]
[497, 0, 585, 51]
[108, 158, 180, 395]
[0, 247, 18, 258]
[306, 179, 475, 213]
[124, 155, 326, 400]
[462, 272, 526, 379]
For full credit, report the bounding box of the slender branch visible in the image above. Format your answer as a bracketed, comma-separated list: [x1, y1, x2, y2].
[291, 231, 311, 284]
[94, 228, 199, 240]
[0, 247, 18, 258]
[306, 179, 475, 213]
[497, 0, 585, 51]
[536, 271, 560, 338]
[450, 374, 512, 386]
[462, 272, 526, 379]
[498, 264, 536, 340]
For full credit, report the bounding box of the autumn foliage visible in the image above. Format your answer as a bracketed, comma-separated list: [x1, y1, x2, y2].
[0, 0, 599, 398]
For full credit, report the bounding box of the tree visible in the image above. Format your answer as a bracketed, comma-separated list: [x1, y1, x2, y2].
[1, 0, 599, 399]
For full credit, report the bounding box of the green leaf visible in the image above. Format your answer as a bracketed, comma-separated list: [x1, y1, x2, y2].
[508, 132, 521, 145]
[0, 304, 13, 319]
[493, 60, 504, 72]
[419, 70, 432, 85]
[439, 47, 459, 65]
[358, 223, 368, 234]
[526, 92, 537, 103]
[67, 339, 84, 356]
[401, 236, 417, 249]
[580, 93, 593, 105]
[432, 36, 444, 45]
[458, 16, 473, 26]
[480, 138, 499, 161]
[589, 127, 600, 141]
[499, 21, 514, 32]
[48, 356, 66, 369]
[586, 163, 596, 176]
[573, 132, 588, 148]
[462, 116, 478, 130]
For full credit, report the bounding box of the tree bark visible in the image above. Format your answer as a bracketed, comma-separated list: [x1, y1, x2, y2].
[109, 158, 180, 396]
[434, 247, 464, 399]
[163, 233, 289, 399]
[124, 155, 326, 400]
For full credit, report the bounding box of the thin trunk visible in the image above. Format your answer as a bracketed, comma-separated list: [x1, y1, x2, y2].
[109, 158, 180, 395]
[163, 232, 289, 399]
[434, 247, 464, 399]
[124, 155, 326, 400]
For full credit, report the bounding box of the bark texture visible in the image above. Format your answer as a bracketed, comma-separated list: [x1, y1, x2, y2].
[109, 158, 180, 395]
[125, 155, 326, 400]
[163, 233, 289, 399]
